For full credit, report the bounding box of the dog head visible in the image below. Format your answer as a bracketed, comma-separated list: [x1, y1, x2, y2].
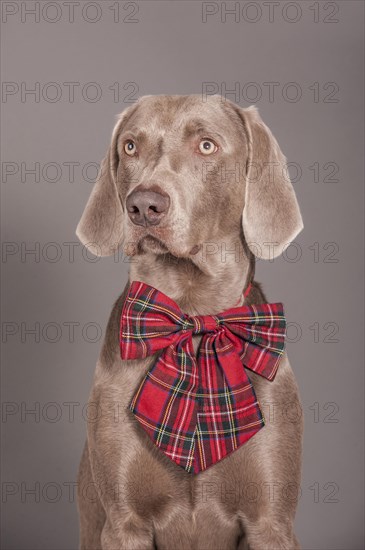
[76, 95, 303, 260]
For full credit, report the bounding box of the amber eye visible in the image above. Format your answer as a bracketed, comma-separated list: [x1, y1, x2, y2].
[198, 139, 217, 155]
[124, 140, 137, 156]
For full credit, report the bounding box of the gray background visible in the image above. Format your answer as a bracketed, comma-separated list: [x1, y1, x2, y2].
[1, 1, 364, 549]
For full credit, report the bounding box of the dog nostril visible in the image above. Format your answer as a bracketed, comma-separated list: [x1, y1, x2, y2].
[127, 204, 140, 214]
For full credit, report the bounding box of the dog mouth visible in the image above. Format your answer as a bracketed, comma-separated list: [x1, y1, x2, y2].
[124, 229, 201, 258]
[139, 235, 169, 254]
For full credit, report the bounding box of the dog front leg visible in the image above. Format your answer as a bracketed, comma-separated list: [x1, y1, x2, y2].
[86, 385, 155, 550]
[77, 440, 106, 550]
[238, 518, 300, 550]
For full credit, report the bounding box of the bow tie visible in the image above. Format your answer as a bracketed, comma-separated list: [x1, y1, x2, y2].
[120, 281, 286, 474]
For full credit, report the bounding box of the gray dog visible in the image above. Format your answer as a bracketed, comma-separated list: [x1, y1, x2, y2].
[76, 95, 304, 549]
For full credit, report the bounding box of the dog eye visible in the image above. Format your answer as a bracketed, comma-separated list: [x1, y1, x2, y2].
[198, 139, 218, 155]
[124, 140, 137, 156]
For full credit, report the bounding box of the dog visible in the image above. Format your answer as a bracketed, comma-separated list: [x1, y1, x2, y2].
[76, 94, 304, 550]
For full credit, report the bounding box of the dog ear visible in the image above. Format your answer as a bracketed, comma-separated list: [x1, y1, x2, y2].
[237, 106, 303, 259]
[76, 105, 136, 257]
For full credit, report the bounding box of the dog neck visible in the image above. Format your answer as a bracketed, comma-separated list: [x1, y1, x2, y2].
[128, 235, 254, 315]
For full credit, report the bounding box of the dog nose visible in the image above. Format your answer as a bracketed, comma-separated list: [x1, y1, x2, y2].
[126, 188, 170, 227]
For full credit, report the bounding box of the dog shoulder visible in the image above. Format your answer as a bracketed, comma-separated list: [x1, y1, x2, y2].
[99, 283, 130, 371]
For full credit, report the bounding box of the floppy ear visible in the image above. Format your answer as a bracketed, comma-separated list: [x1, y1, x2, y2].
[76, 105, 136, 256]
[238, 106, 303, 259]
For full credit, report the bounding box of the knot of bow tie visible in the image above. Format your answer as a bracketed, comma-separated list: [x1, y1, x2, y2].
[120, 281, 286, 474]
[184, 314, 221, 334]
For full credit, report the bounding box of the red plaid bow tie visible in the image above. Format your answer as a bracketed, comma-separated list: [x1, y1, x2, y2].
[120, 281, 286, 474]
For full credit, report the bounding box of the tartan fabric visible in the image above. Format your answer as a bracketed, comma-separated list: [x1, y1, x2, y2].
[120, 281, 286, 474]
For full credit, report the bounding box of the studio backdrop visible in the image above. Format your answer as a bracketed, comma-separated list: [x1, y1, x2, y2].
[2, 1, 364, 549]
